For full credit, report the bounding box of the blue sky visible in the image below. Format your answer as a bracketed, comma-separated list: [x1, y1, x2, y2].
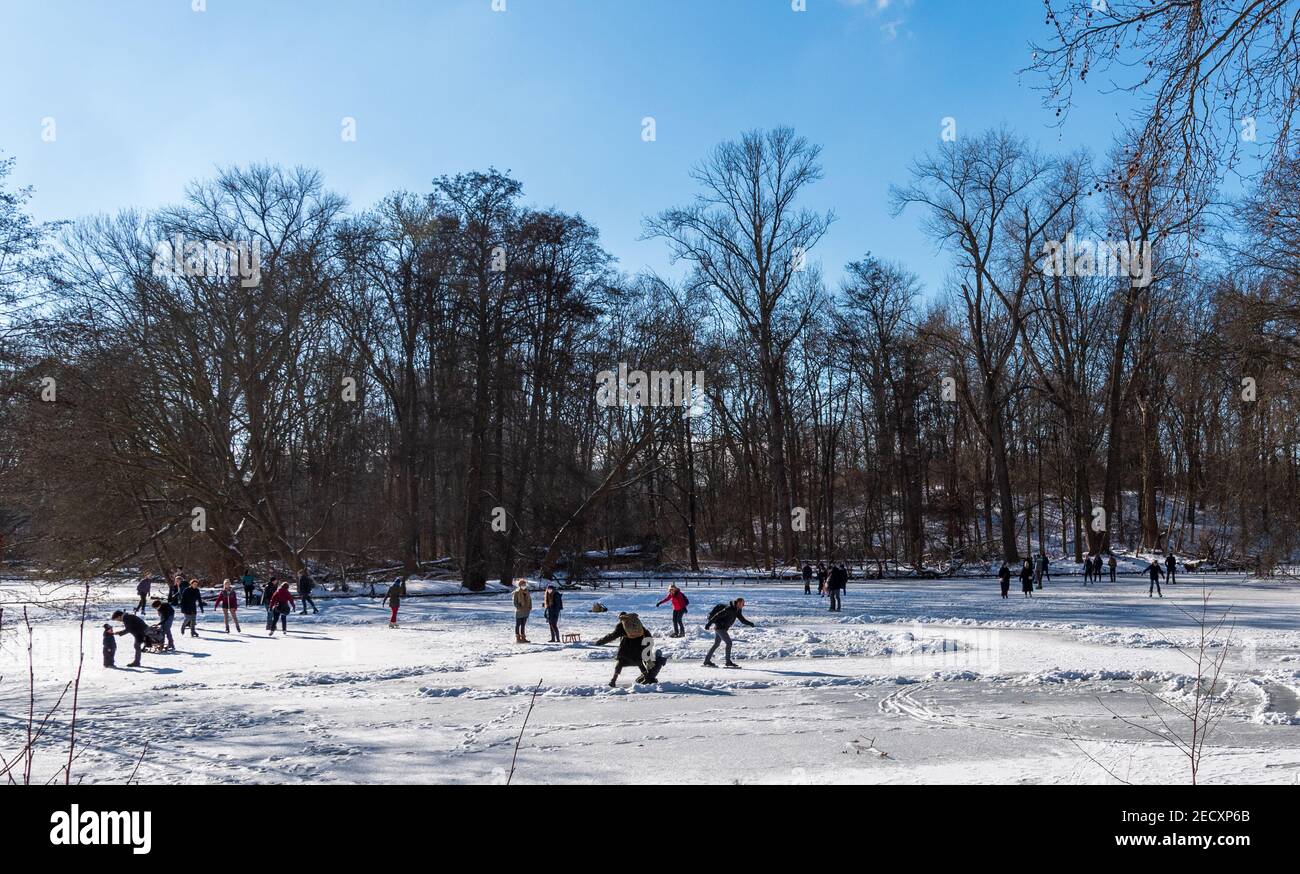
[2, 0, 1144, 295]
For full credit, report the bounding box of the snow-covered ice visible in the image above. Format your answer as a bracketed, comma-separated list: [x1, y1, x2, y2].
[2, 573, 1298, 784]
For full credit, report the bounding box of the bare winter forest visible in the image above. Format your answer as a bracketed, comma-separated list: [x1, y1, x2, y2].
[2, 1, 1300, 589]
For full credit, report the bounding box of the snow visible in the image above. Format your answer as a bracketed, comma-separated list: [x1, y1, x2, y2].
[2, 572, 1299, 784]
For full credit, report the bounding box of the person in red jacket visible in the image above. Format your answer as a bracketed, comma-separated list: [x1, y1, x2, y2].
[656, 584, 689, 637]
[214, 580, 242, 633]
[267, 582, 296, 636]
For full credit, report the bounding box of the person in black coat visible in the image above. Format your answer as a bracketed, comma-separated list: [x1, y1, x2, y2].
[1020, 561, 1035, 597]
[816, 563, 828, 597]
[134, 578, 151, 613]
[801, 563, 813, 594]
[1147, 560, 1164, 598]
[102, 624, 117, 668]
[1165, 554, 1178, 584]
[828, 565, 846, 612]
[594, 613, 661, 687]
[263, 579, 280, 630]
[297, 572, 319, 614]
[179, 580, 205, 637]
[112, 610, 148, 667]
[704, 598, 754, 667]
[997, 562, 1011, 599]
[153, 599, 176, 651]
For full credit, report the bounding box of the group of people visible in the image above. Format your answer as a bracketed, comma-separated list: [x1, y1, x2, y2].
[107, 569, 326, 668]
[1080, 552, 1118, 584]
[591, 594, 756, 687]
[801, 562, 849, 611]
[993, 552, 1181, 599]
[506, 576, 759, 687]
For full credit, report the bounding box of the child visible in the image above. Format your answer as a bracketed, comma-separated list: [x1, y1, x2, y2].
[102, 623, 117, 668]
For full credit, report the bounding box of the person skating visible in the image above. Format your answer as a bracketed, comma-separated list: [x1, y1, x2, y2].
[543, 584, 564, 643]
[998, 562, 1011, 599]
[153, 599, 175, 651]
[102, 623, 117, 668]
[512, 579, 532, 643]
[1082, 555, 1093, 584]
[167, 575, 181, 606]
[802, 563, 813, 595]
[297, 571, 319, 614]
[111, 610, 148, 667]
[267, 582, 296, 635]
[214, 580, 241, 633]
[240, 569, 256, 606]
[133, 577, 151, 613]
[1095, 554, 1105, 582]
[263, 578, 280, 630]
[1147, 559, 1164, 598]
[179, 579, 205, 637]
[704, 598, 754, 668]
[1020, 561, 1035, 597]
[594, 612, 666, 687]
[1037, 553, 1050, 585]
[382, 579, 403, 627]
[1108, 552, 1117, 583]
[828, 564, 846, 612]
[816, 563, 828, 597]
[656, 583, 689, 637]
[1165, 553, 1178, 584]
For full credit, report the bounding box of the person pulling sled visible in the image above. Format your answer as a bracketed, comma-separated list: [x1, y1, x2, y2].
[594, 612, 667, 688]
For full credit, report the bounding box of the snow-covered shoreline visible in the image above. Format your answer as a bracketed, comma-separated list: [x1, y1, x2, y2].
[2, 573, 1298, 785]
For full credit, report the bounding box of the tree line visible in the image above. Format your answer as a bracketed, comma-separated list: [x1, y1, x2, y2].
[2, 1, 1299, 584]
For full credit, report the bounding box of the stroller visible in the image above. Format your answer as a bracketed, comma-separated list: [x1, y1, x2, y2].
[142, 624, 168, 653]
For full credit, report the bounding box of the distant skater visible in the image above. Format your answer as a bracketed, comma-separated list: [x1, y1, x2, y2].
[1037, 553, 1050, 585]
[828, 564, 846, 612]
[1165, 554, 1178, 584]
[1082, 555, 1093, 585]
[802, 563, 813, 594]
[214, 580, 241, 633]
[998, 562, 1011, 599]
[1147, 560, 1164, 598]
[267, 582, 295, 635]
[544, 583, 564, 642]
[298, 571, 319, 614]
[512, 579, 532, 643]
[154, 599, 175, 651]
[263, 578, 279, 629]
[241, 569, 256, 606]
[179, 579, 205, 637]
[704, 598, 754, 668]
[656, 583, 689, 637]
[134, 577, 151, 613]
[382, 579, 403, 627]
[1020, 561, 1035, 598]
[1108, 552, 1117, 583]
[816, 563, 828, 597]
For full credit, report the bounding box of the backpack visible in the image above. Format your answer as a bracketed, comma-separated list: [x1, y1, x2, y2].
[707, 603, 728, 625]
[619, 613, 646, 639]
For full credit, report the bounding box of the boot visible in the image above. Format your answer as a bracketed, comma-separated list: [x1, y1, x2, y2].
[703, 660, 718, 668]
[725, 660, 740, 668]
